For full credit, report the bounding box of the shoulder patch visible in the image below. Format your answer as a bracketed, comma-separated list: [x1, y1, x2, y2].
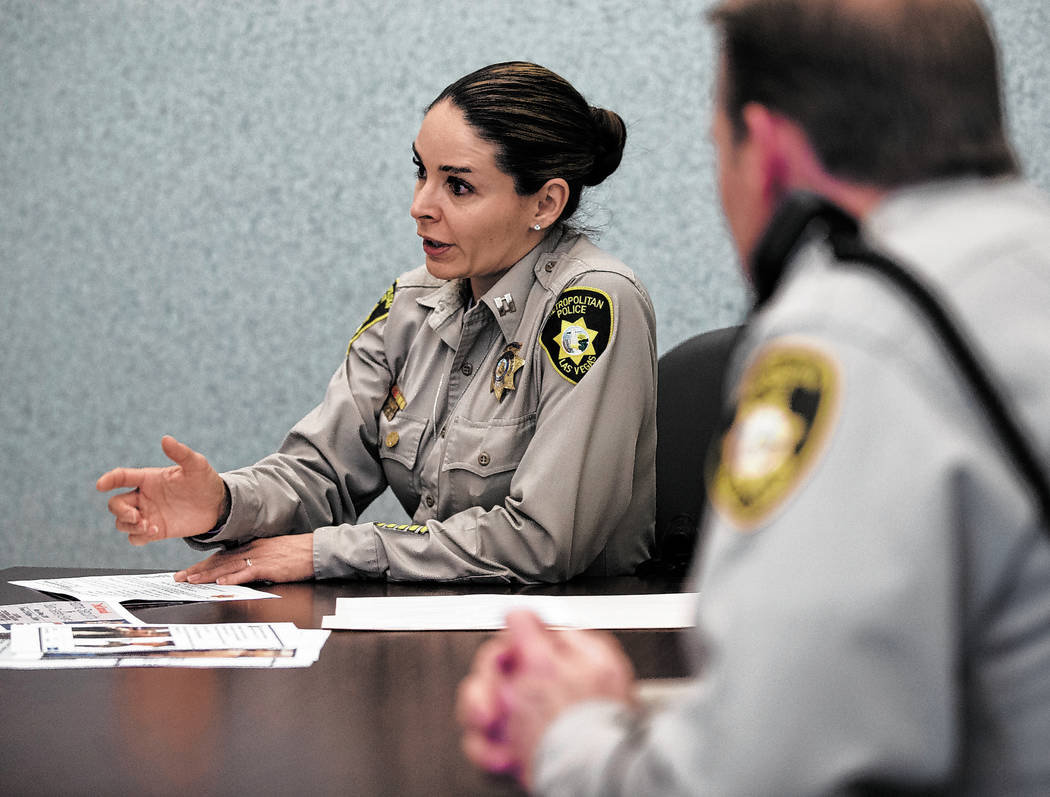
[709, 340, 841, 530]
[540, 286, 614, 384]
[348, 281, 397, 353]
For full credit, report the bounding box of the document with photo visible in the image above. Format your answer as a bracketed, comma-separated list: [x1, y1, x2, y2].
[0, 600, 144, 658]
[1, 621, 329, 669]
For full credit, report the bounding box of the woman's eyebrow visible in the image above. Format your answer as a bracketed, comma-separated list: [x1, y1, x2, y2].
[412, 143, 472, 175]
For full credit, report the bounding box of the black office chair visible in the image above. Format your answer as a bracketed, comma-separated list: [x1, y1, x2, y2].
[638, 324, 744, 577]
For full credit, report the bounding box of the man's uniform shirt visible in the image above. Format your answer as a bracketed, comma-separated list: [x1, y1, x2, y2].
[535, 178, 1050, 794]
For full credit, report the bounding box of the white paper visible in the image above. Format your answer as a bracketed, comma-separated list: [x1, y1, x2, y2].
[322, 592, 698, 631]
[9, 572, 278, 603]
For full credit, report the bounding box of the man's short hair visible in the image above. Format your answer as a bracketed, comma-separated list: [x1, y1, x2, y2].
[709, 0, 1018, 186]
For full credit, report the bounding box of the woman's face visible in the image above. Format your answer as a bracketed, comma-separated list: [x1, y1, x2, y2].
[410, 100, 543, 299]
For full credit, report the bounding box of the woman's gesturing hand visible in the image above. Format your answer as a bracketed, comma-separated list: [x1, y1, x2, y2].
[96, 435, 228, 545]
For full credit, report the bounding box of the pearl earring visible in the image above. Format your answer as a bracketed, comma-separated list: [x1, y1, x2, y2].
[532, 224, 542, 231]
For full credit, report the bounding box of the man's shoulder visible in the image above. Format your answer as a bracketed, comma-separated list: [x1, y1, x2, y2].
[871, 177, 1050, 267]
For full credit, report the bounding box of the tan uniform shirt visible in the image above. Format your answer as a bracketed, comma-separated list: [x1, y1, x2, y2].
[190, 229, 657, 582]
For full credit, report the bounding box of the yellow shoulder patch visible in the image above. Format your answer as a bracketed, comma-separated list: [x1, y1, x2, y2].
[709, 339, 841, 530]
[348, 281, 397, 353]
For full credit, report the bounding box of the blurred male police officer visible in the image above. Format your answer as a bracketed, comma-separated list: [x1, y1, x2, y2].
[456, 0, 1050, 794]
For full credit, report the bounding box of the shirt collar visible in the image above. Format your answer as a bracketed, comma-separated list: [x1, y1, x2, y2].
[479, 227, 570, 341]
[414, 226, 575, 341]
[417, 277, 467, 321]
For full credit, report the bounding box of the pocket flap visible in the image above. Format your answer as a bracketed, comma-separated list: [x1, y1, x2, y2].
[377, 412, 428, 469]
[443, 415, 536, 477]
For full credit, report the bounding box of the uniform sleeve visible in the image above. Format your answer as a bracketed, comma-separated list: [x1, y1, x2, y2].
[185, 312, 393, 553]
[314, 269, 657, 582]
[532, 334, 965, 794]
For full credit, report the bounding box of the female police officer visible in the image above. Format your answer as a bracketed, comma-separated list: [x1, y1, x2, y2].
[97, 62, 657, 585]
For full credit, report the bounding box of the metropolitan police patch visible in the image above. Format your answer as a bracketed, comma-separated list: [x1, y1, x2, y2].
[347, 281, 397, 352]
[540, 286, 614, 384]
[709, 339, 841, 530]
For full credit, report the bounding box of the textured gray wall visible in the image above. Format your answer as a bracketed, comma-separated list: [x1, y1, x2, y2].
[2, 0, 1048, 570]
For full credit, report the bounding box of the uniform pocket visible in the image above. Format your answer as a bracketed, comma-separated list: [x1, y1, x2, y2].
[443, 414, 537, 507]
[377, 411, 428, 470]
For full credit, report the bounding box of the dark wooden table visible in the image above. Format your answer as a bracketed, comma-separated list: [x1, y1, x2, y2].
[0, 567, 690, 797]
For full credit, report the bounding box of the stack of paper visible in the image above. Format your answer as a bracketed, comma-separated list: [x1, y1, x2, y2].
[2, 574, 327, 669]
[0, 614, 328, 670]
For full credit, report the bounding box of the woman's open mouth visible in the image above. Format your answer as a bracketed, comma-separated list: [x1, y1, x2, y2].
[421, 237, 454, 258]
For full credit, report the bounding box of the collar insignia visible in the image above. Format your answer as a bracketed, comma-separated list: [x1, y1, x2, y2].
[493, 293, 517, 316]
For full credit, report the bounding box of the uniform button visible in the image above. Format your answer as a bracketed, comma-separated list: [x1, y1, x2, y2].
[424, 494, 435, 507]
[544, 260, 555, 273]
[461, 362, 473, 376]
[384, 431, 399, 448]
[437, 301, 446, 311]
[477, 451, 490, 466]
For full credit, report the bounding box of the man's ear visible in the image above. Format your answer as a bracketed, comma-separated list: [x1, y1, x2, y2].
[743, 102, 824, 203]
[533, 178, 570, 228]
[741, 102, 790, 204]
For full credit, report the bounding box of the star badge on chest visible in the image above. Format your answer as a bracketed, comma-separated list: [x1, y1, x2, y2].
[491, 342, 525, 402]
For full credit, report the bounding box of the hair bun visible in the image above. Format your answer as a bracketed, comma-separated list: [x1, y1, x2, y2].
[585, 106, 627, 186]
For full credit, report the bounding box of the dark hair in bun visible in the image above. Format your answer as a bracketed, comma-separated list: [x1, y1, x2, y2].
[429, 61, 627, 223]
[586, 106, 627, 186]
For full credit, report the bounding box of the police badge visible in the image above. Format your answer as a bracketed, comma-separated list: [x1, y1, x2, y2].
[491, 342, 525, 402]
